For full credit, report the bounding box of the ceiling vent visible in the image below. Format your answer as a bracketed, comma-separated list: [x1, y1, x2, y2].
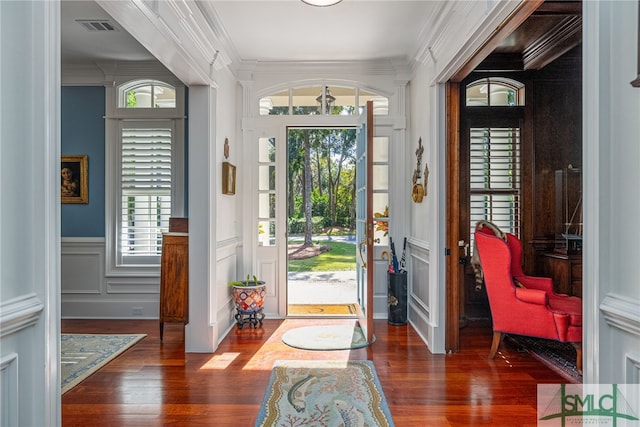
[76, 20, 118, 32]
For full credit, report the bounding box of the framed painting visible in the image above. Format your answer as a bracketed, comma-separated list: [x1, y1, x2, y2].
[61, 155, 88, 204]
[222, 161, 236, 195]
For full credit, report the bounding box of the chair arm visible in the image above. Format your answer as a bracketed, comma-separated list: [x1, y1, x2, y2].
[515, 287, 549, 305]
[515, 275, 554, 293]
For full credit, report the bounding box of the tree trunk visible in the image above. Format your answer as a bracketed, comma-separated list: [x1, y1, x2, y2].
[326, 148, 335, 226]
[303, 131, 313, 246]
[315, 149, 322, 196]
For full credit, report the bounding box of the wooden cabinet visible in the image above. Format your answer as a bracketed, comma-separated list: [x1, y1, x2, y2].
[542, 252, 582, 297]
[159, 232, 188, 340]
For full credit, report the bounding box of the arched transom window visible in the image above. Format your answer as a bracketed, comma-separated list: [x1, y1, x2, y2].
[259, 85, 388, 116]
[465, 77, 525, 107]
[118, 79, 176, 109]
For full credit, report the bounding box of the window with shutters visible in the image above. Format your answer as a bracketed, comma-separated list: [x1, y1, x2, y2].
[106, 78, 185, 274]
[465, 77, 523, 251]
[469, 127, 521, 237]
[119, 122, 173, 264]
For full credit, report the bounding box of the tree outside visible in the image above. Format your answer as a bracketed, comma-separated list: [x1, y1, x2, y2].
[287, 127, 357, 268]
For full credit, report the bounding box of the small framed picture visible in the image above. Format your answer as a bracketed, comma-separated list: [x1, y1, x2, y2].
[61, 155, 88, 204]
[222, 161, 236, 195]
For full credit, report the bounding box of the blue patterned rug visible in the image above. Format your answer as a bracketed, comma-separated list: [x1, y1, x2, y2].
[61, 333, 146, 394]
[255, 360, 394, 426]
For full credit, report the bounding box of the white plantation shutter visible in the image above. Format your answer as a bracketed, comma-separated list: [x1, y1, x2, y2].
[120, 124, 173, 263]
[469, 127, 520, 247]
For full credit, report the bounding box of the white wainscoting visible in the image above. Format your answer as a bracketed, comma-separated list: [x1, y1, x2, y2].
[626, 353, 640, 385]
[373, 257, 389, 319]
[0, 353, 18, 427]
[407, 238, 434, 348]
[0, 294, 44, 426]
[600, 293, 640, 383]
[62, 238, 161, 318]
[215, 237, 240, 337]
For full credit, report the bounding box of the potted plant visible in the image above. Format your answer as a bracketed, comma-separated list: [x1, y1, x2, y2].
[229, 274, 267, 312]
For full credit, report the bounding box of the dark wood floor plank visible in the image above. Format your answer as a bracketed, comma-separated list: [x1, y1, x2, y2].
[62, 318, 565, 426]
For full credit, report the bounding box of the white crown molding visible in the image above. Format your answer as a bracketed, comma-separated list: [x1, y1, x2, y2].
[413, 1, 457, 65]
[96, 0, 213, 85]
[239, 58, 410, 78]
[0, 294, 44, 338]
[62, 60, 183, 86]
[601, 293, 640, 337]
[431, 0, 522, 83]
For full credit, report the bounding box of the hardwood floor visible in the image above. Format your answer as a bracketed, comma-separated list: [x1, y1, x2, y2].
[61, 318, 566, 426]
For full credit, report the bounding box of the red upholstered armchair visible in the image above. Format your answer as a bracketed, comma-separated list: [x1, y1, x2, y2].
[474, 226, 583, 373]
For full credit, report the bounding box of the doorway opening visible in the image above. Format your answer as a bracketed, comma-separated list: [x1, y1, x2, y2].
[286, 127, 359, 317]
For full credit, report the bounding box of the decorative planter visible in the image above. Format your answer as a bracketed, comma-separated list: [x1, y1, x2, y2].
[232, 282, 266, 311]
[231, 282, 266, 329]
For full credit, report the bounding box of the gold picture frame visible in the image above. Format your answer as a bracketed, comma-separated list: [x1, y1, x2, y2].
[222, 161, 236, 195]
[61, 155, 88, 204]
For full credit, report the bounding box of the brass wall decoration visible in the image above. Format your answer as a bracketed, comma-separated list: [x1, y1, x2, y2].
[224, 137, 230, 159]
[412, 138, 427, 203]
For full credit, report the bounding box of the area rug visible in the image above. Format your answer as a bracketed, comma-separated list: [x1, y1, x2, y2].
[281, 324, 371, 350]
[506, 334, 582, 384]
[255, 360, 394, 427]
[288, 303, 359, 316]
[61, 333, 146, 394]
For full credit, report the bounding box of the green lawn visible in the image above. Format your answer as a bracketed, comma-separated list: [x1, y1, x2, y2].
[288, 241, 356, 272]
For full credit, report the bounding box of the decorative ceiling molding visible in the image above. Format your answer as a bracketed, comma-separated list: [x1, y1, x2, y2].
[443, 0, 543, 83]
[96, 0, 229, 86]
[414, 1, 457, 65]
[239, 59, 407, 78]
[523, 15, 582, 70]
[62, 60, 182, 86]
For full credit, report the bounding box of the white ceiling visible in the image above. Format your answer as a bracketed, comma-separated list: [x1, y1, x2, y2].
[61, 1, 155, 62]
[61, 0, 440, 64]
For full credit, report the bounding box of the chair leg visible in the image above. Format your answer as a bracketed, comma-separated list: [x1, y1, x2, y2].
[489, 331, 502, 360]
[572, 342, 582, 375]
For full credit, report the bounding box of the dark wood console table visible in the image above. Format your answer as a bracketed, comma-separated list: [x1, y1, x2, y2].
[159, 218, 189, 340]
[542, 252, 582, 297]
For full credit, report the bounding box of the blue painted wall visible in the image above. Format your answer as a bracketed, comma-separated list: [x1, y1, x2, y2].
[61, 86, 105, 237]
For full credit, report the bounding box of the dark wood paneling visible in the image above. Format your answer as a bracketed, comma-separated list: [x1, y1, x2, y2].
[527, 45, 582, 275]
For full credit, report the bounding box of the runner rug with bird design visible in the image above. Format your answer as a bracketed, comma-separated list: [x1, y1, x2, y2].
[255, 360, 394, 427]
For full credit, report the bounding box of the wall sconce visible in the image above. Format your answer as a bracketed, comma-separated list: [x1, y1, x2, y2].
[412, 138, 428, 203]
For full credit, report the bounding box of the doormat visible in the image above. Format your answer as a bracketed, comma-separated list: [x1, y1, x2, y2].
[506, 335, 582, 384]
[281, 324, 372, 350]
[255, 360, 394, 427]
[288, 303, 359, 315]
[61, 333, 146, 394]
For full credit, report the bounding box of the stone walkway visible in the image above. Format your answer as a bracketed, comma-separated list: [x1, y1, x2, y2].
[287, 270, 357, 304]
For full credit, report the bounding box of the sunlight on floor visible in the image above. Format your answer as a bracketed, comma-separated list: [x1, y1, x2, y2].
[200, 352, 241, 370]
[241, 319, 356, 371]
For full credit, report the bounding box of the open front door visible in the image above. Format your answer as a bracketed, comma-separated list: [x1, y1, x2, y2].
[355, 102, 374, 344]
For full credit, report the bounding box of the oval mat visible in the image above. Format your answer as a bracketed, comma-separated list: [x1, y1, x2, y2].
[281, 324, 373, 350]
